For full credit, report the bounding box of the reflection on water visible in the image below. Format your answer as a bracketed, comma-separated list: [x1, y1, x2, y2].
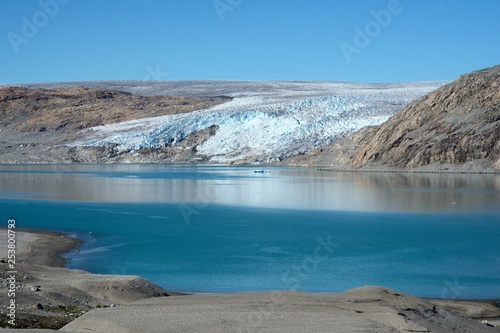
[1, 164, 499, 298]
[0, 164, 499, 213]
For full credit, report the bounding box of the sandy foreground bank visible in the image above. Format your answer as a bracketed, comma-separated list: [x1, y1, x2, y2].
[0, 229, 169, 330]
[1, 230, 499, 332]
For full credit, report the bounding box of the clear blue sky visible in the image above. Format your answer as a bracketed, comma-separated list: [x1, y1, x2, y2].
[1, 0, 499, 84]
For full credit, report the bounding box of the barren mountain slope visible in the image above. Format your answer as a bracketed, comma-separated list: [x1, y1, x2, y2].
[0, 87, 230, 163]
[287, 65, 500, 172]
[0, 86, 230, 132]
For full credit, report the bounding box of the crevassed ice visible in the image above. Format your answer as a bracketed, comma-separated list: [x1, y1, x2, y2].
[75, 84, 440, 163]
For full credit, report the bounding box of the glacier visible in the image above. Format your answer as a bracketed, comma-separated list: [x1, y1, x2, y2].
[66, 80, 446, 163]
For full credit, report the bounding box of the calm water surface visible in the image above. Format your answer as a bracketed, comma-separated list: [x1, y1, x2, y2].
[1, 165, 499, 298]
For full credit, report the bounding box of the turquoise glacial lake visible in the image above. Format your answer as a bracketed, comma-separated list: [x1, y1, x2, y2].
[1, 165, 499, 299]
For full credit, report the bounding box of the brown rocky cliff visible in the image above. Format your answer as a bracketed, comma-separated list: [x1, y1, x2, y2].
[352, 65, 499, 171]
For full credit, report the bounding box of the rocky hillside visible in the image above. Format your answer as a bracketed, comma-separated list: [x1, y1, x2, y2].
[287, 65, 500, 172]
[1, 81, 441, 164]
[0, 86, 230, 132]
[0, 86, 230, 163]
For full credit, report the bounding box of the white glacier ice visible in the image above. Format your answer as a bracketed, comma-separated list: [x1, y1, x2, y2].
[69, 80, 446, 163]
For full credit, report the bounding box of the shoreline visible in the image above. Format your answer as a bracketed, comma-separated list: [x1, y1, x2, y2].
[0, 228, 170, 330]
[316, 167, 500, 175]
[7, 228, 500, 301]
[0, 227, 82, 268]
[1, 162, 499, 174]
[5, 227, 500, 302]
[1, 229, 499, 331]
